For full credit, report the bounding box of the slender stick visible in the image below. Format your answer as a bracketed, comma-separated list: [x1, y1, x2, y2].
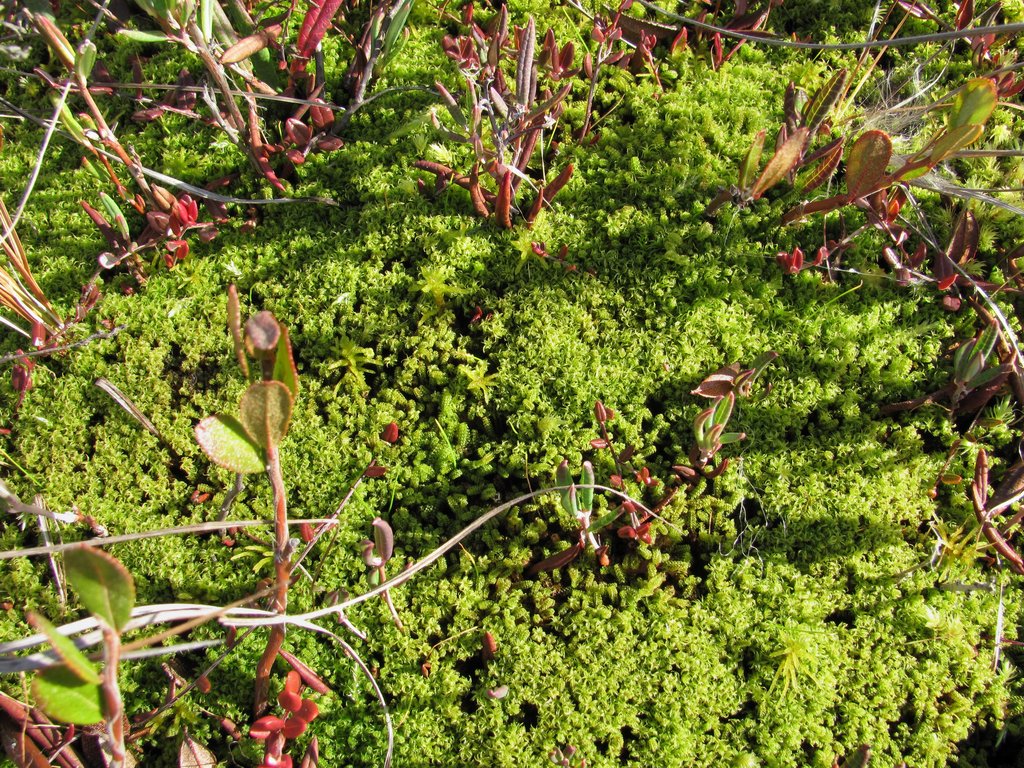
[100, 626, 125, 767]
[252, 443, 291, 715]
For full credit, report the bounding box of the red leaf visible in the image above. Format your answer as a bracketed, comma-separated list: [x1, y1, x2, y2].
[956, 0, 974, 30]
[526, 542, 583, 576]
[282, 716, 308, 739]
[692, 364, 741, 398]
[296, 0, 346, 59]
[249, 715, 284, 739]
[297, 699, 319, 723]
[318, 137, 344, 152]
[846, 130, 892, 199]
[278, 649, 332, 694]
[481, 631, 497, 661]
[495, 171, 513, 228]
[285, 118, 312, 148]
[278, 689, 302, 713]
[542, 163, 574, 203]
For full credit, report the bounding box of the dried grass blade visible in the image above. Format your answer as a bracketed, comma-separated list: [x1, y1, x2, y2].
[94, 378, 165, 442]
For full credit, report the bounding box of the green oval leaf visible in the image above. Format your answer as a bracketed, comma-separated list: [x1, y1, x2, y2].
[239, 381, 293, 451]
[32, 663, 103, 724]
[928, 123, 984, 164]
[579, 461, 595, 514]
[195, 414, 265, 474]
[738, 130, 766, 191]
[950, 78, 997, 129]
[27, 613, 100, 684]
[64, 547, 135, 632]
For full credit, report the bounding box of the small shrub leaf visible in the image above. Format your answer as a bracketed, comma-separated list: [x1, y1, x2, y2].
[797, 136, 845, 193]
[26, 613, 100, 684]
[64, 547, 135, 632]
[751, 128, 807, 199]
[737, 130, 766, 190]
[802, 68, 848, 134]
[272, 324, 300, 400]
[692, 364, 741, 398]
[32, 663, 103, 724]
[195, 414, 265, 474]
[118, 29, 173, 43]
[928, 123, 984, 164]
[372, 518, 394, 562]
[244, 311, 281, 362]
[950, 78, 997, 129]
[227, 285, 248, 377]
[846, 130, 892, 199]
[579, 462, 594, 513]
[239, 381, 293, 451]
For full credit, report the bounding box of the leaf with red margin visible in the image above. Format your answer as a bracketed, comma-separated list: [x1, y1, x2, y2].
[846, 130, 892, 199]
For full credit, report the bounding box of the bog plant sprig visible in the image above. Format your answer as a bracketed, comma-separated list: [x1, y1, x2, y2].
[0, 197, 63, 344]
[881, 323, 1011, 417]
[361, 517, 404, 630]
[676, 352, 777, 479]
[414, 5, 574, 227]
[26, 546, 136, 767]
[195, 295, 299, 715]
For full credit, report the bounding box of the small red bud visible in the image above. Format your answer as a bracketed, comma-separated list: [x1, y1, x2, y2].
[482, 631, 497, 661]
[196, 674, 211, 694]
[381, 422, 399, 444]
[220, 717, 241, 739]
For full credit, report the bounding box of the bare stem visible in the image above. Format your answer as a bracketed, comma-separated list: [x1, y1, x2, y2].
[74, 77, 155, 207]
[253, 442, 291, 715]
[101, 625, 125, 767]
[377, 566, 404, 631]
